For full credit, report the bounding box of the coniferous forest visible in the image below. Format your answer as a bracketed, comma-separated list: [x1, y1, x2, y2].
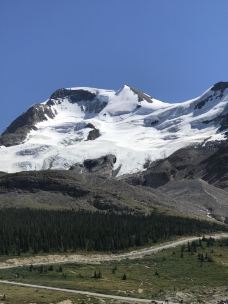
[0, 208, 226, 255]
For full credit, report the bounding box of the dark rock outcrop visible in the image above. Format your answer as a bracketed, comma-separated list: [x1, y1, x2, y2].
[194, 82, 228, 110]
[70, 154, 117, 177]
[87, 128, 101, 140]
[49, 88, 108, 114]
[128, 86, 153, 103]
[0, 88, 107, 147]
[124, 141, 228, 190]
[211, 81, 228, 92]
[49, 88, 96, 102]
[0, 104, 56, 147]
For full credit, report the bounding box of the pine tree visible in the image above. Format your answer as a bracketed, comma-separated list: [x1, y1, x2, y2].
[58, 266, 63, 273]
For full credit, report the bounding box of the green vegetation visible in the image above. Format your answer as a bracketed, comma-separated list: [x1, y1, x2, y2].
[0, 238, 227, 303]
[0, 284, 116, 304]
[0, 208, 226, 255]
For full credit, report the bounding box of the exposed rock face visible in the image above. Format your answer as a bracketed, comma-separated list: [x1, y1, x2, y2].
[83, 154, 117, 176]
[87, 128, 101, 140]
[0, 88, 107, 147]
[49, 88, 96, 102]
[48, 88, 108, 113]
[0, 104, 55, 147]
[194, 82, 228, 110]
[124, 141, 228, 190]
[70, 154, 117, 177]
[202, 142, 228, 189]
[211, 81, 228, 92]
[127, 86, 153, 103]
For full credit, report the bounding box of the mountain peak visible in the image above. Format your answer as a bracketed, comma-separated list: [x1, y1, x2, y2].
[211, 81, 228, 92]
[116, 85, 153, 104]
[0, 82, 228, 175]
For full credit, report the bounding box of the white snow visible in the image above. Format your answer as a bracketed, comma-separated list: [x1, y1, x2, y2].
[0, 85, 227, 175]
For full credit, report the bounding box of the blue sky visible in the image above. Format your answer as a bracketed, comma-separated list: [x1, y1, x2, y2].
[1, 0, 228, 132]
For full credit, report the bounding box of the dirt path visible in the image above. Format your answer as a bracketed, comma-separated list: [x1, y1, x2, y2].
[0, 280, 178, 303]
[0, 232, 227, 269]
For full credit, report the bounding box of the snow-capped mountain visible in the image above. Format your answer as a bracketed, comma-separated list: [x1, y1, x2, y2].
[1, 82, 228, 175]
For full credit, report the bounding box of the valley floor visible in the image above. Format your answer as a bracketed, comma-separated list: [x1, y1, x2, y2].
[0, 233, 227, 269]
[0, 234, 227, 303]
[0, 283, 125, 304]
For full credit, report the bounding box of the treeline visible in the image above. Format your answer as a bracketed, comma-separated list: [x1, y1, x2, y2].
[0, 208, 226, 255]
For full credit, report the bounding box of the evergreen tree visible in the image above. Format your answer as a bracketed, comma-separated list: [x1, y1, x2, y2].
[0, 208, 225, 255]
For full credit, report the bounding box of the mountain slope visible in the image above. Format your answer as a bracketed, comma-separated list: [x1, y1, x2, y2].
[0, 82, 228, 175]
[0, 168, 227, 222]
[123, 141, 228, 190]
[158, 179, 228, 222]
[0, 169, 182, 214]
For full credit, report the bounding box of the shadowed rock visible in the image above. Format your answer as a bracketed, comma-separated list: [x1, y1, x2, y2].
[0, 104, 55, 147]
[70, 154, 117, 177]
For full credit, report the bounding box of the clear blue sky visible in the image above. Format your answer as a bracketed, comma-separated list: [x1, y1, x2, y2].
[1, 0, 228, 132]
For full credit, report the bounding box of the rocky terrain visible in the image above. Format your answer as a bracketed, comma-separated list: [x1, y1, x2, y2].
[124, 141, 228, 190]
[0, 167, 178, 214]
[0, 82, 228, 222]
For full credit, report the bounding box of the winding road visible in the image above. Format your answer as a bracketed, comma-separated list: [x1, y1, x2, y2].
[0, 233, 227, 303]
[0, 232, 227, 269]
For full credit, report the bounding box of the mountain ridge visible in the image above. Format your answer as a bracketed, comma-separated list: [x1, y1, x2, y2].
[0, 83, 228, 222]
[0, 82, 228, 175]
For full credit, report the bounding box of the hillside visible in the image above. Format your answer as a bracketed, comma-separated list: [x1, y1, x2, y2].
[0, 83, 228, 222]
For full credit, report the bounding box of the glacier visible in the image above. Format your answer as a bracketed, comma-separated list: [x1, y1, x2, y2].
[0, 83, 228, 175]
